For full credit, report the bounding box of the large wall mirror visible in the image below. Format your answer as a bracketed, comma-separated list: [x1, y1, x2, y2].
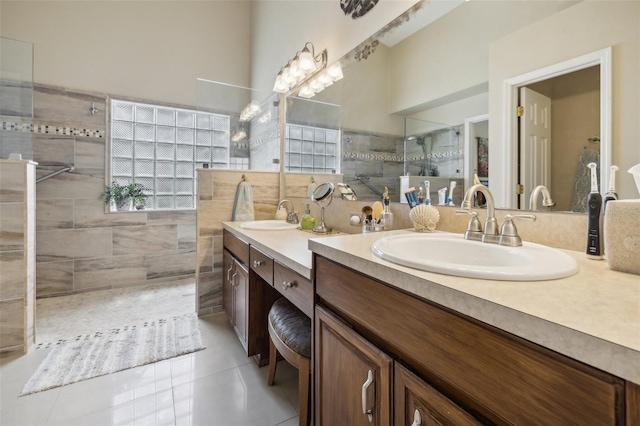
[196, 78, 281, 172]
[283, 0, 639, 211]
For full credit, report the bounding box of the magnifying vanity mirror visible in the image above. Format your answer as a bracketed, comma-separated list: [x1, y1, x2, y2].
[282, 0, 639, 211]
[311, 182, 335, 234]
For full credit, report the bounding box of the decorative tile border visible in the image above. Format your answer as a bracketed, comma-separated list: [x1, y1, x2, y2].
[343, 151, 403, 162]
[249, 128, 279, 150]
[1, 121, 104, 138]
[343, 149, 464, 162]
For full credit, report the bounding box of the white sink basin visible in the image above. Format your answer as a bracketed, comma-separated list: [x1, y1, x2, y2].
[239, 220, 299, 231]
[371, 232, 578, 281]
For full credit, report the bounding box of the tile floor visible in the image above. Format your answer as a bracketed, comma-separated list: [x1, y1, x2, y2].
[0, 282, 300, 426]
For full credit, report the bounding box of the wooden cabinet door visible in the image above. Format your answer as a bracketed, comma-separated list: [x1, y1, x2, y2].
[315, 305, 392, 426]
[394, 363, 481, 426]
[233, 259, 249, 347]
[222, 249, 235, 325]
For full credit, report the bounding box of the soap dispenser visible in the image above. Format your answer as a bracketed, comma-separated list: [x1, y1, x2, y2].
[381, 187, 394, 230]
[300, 204, 315, 230]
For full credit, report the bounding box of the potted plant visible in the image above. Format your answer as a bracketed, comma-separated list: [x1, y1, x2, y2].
[127, 183, 149, 210]
[102, 182, 148, 211]
[102, 182, 132, 211]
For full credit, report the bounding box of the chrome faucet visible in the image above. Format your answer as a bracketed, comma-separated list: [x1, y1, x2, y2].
[277, 199, 299, 224]
[529, 185, 555, 211]
[457, 184, 537, 246]
[459, 183, 499, 243]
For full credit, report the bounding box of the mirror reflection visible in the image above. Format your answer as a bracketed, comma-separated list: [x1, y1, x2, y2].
[196, 79, 280, 171]
[283, 0, 627, 211]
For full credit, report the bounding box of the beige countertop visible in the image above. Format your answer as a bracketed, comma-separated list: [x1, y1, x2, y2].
[223, 222, 640, 385]
[223, 221, 333, 280]
[309, 229, 640, 385]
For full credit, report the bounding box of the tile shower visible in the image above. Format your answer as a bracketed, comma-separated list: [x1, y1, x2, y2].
[0, 82, 200, 307]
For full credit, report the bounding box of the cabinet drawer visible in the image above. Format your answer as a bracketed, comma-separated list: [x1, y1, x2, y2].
[250, 246, 273, 285]
[274, 260, 313, 318]
[223, 230, 249, 265]
[315, 255, 624, 425]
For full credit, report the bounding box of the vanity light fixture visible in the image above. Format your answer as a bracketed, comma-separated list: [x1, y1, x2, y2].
[273, 42, 330, 95]
[295, 62, 344, 99]
[239, 100, 261, 122]
[231, 125, 247, 143]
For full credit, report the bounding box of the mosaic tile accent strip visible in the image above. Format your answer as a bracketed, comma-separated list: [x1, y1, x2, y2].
[343, 151, 404, 162]
[343, 149, 464, 162]
[405, 149, 465, 160]
[1, 121, 104, 138]
[249, 128, 280, 150]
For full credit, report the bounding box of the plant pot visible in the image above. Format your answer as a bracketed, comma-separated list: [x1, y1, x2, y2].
[115, 199, 133, 211]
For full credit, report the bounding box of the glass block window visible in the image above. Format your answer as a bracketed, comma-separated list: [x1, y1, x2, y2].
[110, 100, 230, 210]
[285, 124, 339, 174]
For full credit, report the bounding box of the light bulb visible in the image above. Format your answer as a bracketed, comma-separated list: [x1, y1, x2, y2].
[309, 78, 325, 92]
[318, 70, 333, 86]
[289, 58, 303, 79]
[272, 73, 286, 93]
[298, 49, 316, 73]
[298, 85, 315, 98]
[327, 63, 343, 81]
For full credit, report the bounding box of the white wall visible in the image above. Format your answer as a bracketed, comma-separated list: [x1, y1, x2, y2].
[249, 0, 418, 93]
[388, 0, 576, 116]
[488, 0, 640, 205]
[0, 1, 252, 106]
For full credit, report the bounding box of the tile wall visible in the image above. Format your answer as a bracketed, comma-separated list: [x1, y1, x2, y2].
[0, 82, 197, 300]
[0, 160, 36, 355]
[341, 129, 404, 201]
[196, 169, 280, 315]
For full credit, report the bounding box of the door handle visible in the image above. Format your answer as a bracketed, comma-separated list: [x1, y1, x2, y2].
[411, 409, 422, 426]
[231, 271, 238, 286]
[227, 265, 234, 282]
[361, 369, 374, 423]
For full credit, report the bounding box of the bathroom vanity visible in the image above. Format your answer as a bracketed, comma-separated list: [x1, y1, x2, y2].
[222, 223, 317, 366]
[222, 223, 639, 425]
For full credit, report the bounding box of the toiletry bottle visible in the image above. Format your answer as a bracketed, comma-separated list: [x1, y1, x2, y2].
[382, 187, 394, 230]
[418, 187, 425, 205]
[300, 204, 315, 230]
[404, 187, 418, 208]
[586, 162, 604, 259]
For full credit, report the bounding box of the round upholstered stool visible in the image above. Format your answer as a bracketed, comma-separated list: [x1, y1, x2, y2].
[267, 297, 311, 426]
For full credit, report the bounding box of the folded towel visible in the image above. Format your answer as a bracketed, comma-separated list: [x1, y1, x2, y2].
[232, 181, 255, 221]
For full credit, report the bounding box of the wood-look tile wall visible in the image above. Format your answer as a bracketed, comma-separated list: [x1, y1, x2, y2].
[0, 161, 36, 356]
[196, 169, 280, 316]
[1, 83, 196, 300]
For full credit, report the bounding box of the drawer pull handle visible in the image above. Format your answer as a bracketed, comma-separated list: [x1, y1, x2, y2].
[411, 409, 422, 426]
[281, 281, 294, 290]
[361, 369, 374, 423]
[253, 260, 264, 267]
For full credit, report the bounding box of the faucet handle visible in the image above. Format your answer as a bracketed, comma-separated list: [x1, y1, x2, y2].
[455, 209, 482, 240]
[499, 214, 536, 246]
[287, 211, 299, 224]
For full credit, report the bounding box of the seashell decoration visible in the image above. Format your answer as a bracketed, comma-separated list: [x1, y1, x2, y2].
[409, 204, 440, 232]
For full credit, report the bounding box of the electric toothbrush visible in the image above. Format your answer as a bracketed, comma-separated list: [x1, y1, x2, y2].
[603, 165, 619, 209]
[448, 181, 457, 206]
[423, 180, 431, 205]
[586, 162, 603, 259]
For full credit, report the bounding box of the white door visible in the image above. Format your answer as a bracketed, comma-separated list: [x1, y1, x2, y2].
[519, 87, 551, 209]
